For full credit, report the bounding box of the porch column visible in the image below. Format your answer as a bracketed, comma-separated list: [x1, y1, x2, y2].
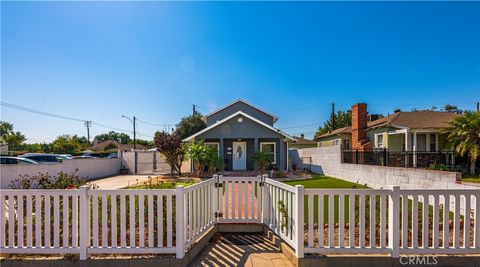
[219, 138, 224, 171]
[404, 129, 409, 167]
[426, 134, 430, 152]
[413, 131, 417, 168]
[254, 138, 258, 170]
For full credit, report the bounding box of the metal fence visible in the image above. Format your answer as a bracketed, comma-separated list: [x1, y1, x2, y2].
[342, 149, 455, 168]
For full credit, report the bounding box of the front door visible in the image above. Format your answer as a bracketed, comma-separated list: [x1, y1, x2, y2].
[232, 142, 247, 170]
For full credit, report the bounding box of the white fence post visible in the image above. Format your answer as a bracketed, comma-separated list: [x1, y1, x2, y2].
[294, 185, 305, 258]
[388, 185, 400, 258]
[79, 185, 90, 260]
[212, 174, 218, 223]
[175, 185, 185, 259]
[262, 174, 268, 224]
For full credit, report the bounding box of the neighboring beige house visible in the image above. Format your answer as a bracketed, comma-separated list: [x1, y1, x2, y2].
[89, 140, 145, 152]
[290, 134, 317, 149]
[317, 105, 459, 153]
[317, 103, 460, 168]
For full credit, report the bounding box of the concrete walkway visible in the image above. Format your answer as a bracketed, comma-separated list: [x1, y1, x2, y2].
[88, 175, 153, 189]
[189, 234, 294, 267]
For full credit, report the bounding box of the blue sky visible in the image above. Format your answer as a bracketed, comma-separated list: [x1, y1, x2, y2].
[1, 1, 479, 142]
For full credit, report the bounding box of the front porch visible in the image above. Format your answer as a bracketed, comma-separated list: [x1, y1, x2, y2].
[201, 137, 288, 171]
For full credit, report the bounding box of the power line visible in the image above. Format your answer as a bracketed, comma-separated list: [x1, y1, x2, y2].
[1, 101, 154, 138]
[1, 101, 86, 122]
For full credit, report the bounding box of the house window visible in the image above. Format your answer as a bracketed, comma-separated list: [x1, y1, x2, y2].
[205, 142, 220, 156]
[429, 134, 436, 152]
[260, 142, 276, 164]
[377, 134, 384, 148]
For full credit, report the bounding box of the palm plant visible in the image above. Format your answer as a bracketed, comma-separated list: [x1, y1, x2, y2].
[185, 140, 207, 177]
[444, 111, 480, 175]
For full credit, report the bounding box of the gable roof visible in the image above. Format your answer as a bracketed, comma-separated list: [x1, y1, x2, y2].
[317, 111, 459, 139]
[317, 126, 352, 139]
[293, 136, 317, 145]
[367, 111, 459, 129]
[204, 99, 279, 123]
[183, 111, 294, 142]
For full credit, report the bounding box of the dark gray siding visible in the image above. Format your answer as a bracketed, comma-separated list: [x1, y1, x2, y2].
[206, 101, 275, 126]
[195, 114, 288, 170]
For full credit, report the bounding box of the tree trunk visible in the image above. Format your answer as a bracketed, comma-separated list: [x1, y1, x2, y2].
[470, 159, 476, 175]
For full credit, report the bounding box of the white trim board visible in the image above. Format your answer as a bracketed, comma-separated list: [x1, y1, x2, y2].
[203, 99, 279, 123]
[183, 111, 295, 142]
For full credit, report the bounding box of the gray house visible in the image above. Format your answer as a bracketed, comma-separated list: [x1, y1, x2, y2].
[183, 99, 295, 171]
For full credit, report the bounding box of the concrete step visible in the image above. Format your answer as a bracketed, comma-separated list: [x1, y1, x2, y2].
[188, 233, 294, 267]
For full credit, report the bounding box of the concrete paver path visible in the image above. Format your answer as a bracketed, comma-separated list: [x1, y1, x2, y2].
[189, 234, 294, 267]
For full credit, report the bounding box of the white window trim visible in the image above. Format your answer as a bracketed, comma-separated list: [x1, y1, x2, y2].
[260, 142, 276, 164]
[205, 142, 220, 156]
[375, 133, 384, 148]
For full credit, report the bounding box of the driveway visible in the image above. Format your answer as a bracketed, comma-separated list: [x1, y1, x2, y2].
[88, 175, 153, 189]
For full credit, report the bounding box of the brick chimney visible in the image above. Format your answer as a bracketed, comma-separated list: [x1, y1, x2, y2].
[351, 103, 368, 150]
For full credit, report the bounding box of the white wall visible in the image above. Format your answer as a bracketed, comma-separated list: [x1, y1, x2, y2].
[289, 145, 478, 213]
[121, 151, 191, 175]
[1, 158, 122, 189]
[289, 145, 474, 189]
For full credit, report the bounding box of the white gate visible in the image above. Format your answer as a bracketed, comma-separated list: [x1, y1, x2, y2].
[215, 176, 262, 223]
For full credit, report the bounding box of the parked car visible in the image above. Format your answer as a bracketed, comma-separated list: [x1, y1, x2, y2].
[19, 153, 64, 163]
[73, 155, 98, 159]
[58, 154, 73, 160]
[106, 153, 118, 159]
[0, 156, 39, 165]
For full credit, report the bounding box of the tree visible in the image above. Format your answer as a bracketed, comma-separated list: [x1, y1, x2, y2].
[175, 114, 207, 140]
[51, 135, 89, 153]
[94, 131, 131, 144]
[0, 121, 26, 151]
[314, 110, 352, 140]
[154, 131, 185, 176]
[443, 104, 462, 114]
[444, 111, 480, 175]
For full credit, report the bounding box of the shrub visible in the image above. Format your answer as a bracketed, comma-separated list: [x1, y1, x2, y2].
[9, 169, 87, 189]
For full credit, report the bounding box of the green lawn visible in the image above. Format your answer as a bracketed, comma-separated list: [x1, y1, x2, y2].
[282, 173, 365, 189]
[462, 175, 480, 183]
[282, 174, 368, 223]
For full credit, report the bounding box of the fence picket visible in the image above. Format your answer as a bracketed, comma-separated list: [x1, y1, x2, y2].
[443, 194, 450, 248]
[53, 195, 59, 248]
[111, 195, 117, 247]
[422, 194, 428, 248]
[307, 195, 313, 247]
[102, 195, 108, 247]
[454, 194, 460, 248]
[8, 196, 15, 247]
[139, 194, 145, 247]
[0, 194, 5, 247]
[464, 194, 470, 248]
[433, 195, 439, 248]
[129, 195, 135, 247]
[148, 195, 153, 248]
[120, 195, 126, 247]
[339, 194, 345, 248]
[318, 194, 324, 248]
[412, 195, 418, 249]
[369, 194, 375, 248]
[18, 195, 24, 247]
[359, 195, 365, 248]
[166, 195, 173, 247]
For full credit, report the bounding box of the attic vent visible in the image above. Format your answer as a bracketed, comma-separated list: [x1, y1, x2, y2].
[237, 117, 243, 123]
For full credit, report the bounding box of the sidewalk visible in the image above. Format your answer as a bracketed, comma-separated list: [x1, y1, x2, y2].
[88, 175, 153, 189]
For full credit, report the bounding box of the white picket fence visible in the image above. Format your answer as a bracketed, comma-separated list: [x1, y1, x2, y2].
[1, 175, 479, 260]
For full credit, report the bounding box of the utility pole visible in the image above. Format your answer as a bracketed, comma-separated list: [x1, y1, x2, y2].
[84, 121, 92, 143]
[133, 116, 136, 150]
[331, 102, 335, 130]
[477, 102, 479, 111]
[192, 104, 197, 115]
[122, 115, 137, 149]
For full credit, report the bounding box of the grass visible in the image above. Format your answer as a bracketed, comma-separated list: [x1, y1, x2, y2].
[461, 174, 480, 183]
[282, 173, 365, 189]
[283, 173, 368, 223]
